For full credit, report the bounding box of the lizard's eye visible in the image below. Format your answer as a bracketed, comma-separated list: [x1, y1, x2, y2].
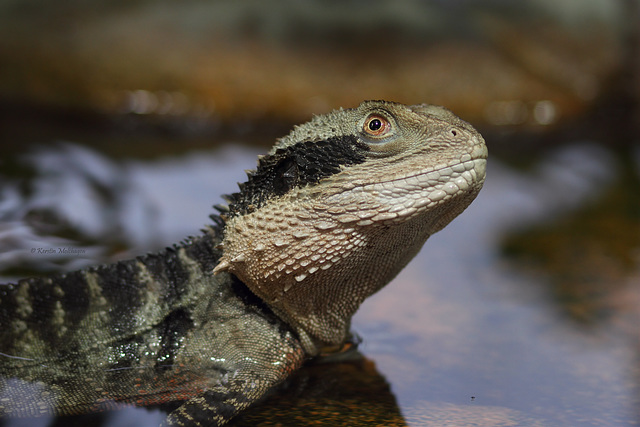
[363, 114, 391, 138]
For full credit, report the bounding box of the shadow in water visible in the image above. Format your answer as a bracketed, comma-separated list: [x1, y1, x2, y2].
[232, 353, 406, 427]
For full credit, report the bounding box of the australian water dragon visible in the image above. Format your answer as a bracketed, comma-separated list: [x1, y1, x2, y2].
[0, 100, 487, 426]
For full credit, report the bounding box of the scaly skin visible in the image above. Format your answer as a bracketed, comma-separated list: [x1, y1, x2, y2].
[0, 101, 487, 426]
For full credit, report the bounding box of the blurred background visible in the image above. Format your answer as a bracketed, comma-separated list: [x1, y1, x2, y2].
[0, 0, 638, 426]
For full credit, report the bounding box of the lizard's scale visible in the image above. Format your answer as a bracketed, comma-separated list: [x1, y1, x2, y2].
[0, 101, 487, 426]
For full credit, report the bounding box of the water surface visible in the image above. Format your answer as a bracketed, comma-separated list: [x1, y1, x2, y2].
[0, 134, 638, 426]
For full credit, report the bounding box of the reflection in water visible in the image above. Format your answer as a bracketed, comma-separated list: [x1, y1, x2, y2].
[233, 354, 406, 427]
[0, 143, 259, 279]
[0, 141, 638, 426]
[0, 143, 142, 276]
[354, 142, 639, 426]
[502, 145, 640, 326]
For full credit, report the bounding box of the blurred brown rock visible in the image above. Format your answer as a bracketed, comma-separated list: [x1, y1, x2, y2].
[0, 0, 633, 126]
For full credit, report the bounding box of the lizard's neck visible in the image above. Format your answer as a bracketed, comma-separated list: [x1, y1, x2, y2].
[269, 215, 432, 355]
[215, 183, 480, 355]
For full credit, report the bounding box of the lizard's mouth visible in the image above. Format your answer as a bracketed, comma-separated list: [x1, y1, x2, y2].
[360, 157, 486, 200]
[324, 156, 486, 225]
[341, 147, 487, 194]
[355, 126, 488, 197]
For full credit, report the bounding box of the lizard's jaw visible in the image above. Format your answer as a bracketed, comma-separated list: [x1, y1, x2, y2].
[322, 155, 487, 229]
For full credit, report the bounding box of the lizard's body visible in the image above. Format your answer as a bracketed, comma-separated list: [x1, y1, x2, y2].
[0, 101, 487, 426]
[0, 229, 303, 424]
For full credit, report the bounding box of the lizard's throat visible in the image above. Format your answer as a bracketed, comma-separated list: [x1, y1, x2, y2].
[212, 194, 473, 355]
[216, 210, 432, 355]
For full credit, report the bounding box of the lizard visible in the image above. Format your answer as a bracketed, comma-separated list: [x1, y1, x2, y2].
[0, 100, 487, 426]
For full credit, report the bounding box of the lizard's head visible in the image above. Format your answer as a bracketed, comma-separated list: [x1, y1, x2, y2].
[214, 100, 487, 354]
